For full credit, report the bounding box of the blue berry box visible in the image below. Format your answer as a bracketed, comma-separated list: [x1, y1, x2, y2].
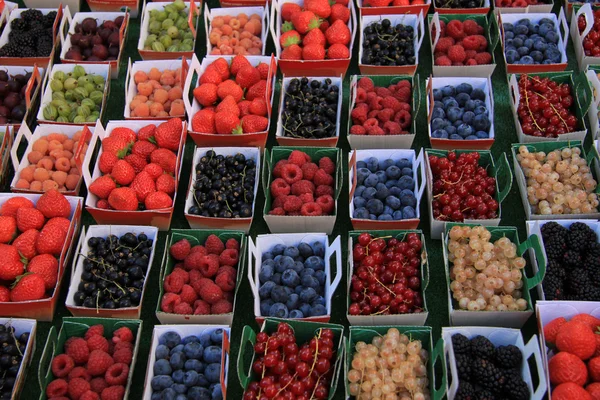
[358, 12, 425, 76]
[442, 326, 547, 400]
[247, 233, 342, 323]
[585, 67, 600, 140]
[348, 149, 425, 229]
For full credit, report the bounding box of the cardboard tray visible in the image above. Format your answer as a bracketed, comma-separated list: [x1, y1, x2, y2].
[183, 53, 276, 148]
[156, 229, 247, 325]
[0, 318, 37, 400]
[356, 0, 431, 16]
[442, 326, 547, 400]
[247, 233, 342, 324]
[184, 146, 261, 233]
[237, 318, 345, 400]
[86, 0, 139, 18]
[81, 119, 187, 230]
[0, 1, 18, 15]
[276, 75, 343, 148]
[36, 62, 111, 126]
[346, 231, 430, 326]
[10, 124, 93, 196]
[508, 72, 588, 143]
[442, 223, 546, 328]
[270, 0, 357, 77]
[347, 74, 420, 149]
[0, 65, 45, 133]
[586, 66, 600, 140]
[433, 0, 490, 14]
[37, 317, 142, 400]
[426, 76, 495, 150]
[142, 325, 230, 400]
[0, 125, 14, 189]
[348, 149, 426, 230]
[345, 326, 445, 399]
[359, 12, 425, 76]
[493, 1, 553, 14]
[262, 146, 343, 234]
[429, 13, 499, 78]
[425, 149, 513, 239]
[65, 225, 159, 319]
[569, 4, 600, 71]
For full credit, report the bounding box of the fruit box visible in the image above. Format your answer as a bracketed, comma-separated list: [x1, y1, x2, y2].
[511, 140, 600, 220]
[37, 317, 142, 400]
[204, 3, 270, 56]
[425, 149, 513, 239]
[184, 146, 261, 233]
[358, 12, 425, 76]
[348, 149, 426, 230]
[499, 11, 569, 74]
[275, 75, 343, 148]
[585, 66, 600, 140]
[346, 230, 430, 326]
[508, 72, 589, 143]
[0, 6, 63, 68]
[426, 76, 495, 150]
[137, 0, 201, 61]
[237, 318, 345, 399]
[0, 193, 83, 321]
[0, 65, 45, 133]
[65, 225, 159, 319]
[0, 318, 37, 400]
[429, 13, 499, 78]
[0, 125, 14, 188]
[86, 0, 140, 18]
[347, 74, 420, 149]
[442, 223, 545, 328]
[36, 62, 111, 127]
[434, 0, 490, 15]
[247, 233, 342, 324]
[493, 0, 553, 15]
[25, 0, 79, 12]
[81, 119, 187, 230]
[441, 326, 547, 400]
[142, 325, 230, 400]
[345, 326, 445, 400]
[59, 9, 130, 80]
[10, 124, 94, 196]
[270, 0, 357, 77]
[156, 229, 247, 325]
[123, 57, 189, 120]
[357, 0, 431, 16]
[0, 1, 18, 15]
[570, 4, 600, 71]
[262, 146, 343, 234]
[183, 53, 277, 148]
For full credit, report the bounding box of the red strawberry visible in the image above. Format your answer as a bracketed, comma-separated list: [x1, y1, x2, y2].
[230, 55, 252, 75]
[111, 160, 136, 186]
[215, 95, 241, 117]
[13, 229, 39, 260]
[150, 149, 177, 174]
[124, 153, 147, 174]
[156, 174, 175, 195]
[192, 109, 216, 133]
[241, 115, 269, 133]
[199, 65, 223, 85]
[10, 273, 46, 302]
[101, 136, 131, 158]
[36, 190, 71, 219]
[328, 43, 350, 59]
[27, 254, 58, 290]
[249, 98, 268, 116]
[281, 2, 302, 21]
[305, 0, 331, 18]
[0, 244, 24, 280]
[236, 65, 261, 89]
[0, 197, 34, 218]
[89, 175, 116, 200]
[154, 118, 182, 151]
[292, 11, 321, 34]
[0, 216, 16, 243]
[137, 124, 157, 142]
[98, 152, 118, 174]
[193, 83, 218, 107]
[110, 127, 136, 143]
[216, 80, 244, 102]
[325, 20, 351, 45]
[107, 187, 138, 211]
[330, 3, 350, 23]
[280, 30, 301, 48]
[281, 44, 303, 60]
[0, 286, 9, 302]
[215, 112, 241, 135]
[210, 57, 230, 80]
[145, 191, 173, 210]
[129, 171, 156, 202]
[36, 221, 68, 256]
[303, 29, 326, 46]
[246, 80, 267, 101]
[302, 44, 326, 60]
[16, 207, 44, 232]
[256, 63, 269, 79]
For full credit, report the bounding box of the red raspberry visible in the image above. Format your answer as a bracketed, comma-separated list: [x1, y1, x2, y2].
[355, 87, 367, 102]
[466, 59, 477, 65]
[474, 52, 492, 65]
[105, 363, 129, 386]
[85, 325, 105, 340]
[87, 350, 114, 376]
[101, 385, 125, 400]
[113, 341, 133, 353]
[272, 159, 288, 178]
[394, 86, 411, 103]
[394, 110, 412, 129]
[184, 252, 204, 271]
[160, 292, 181, 313]
[180, 284, 198, 304]
[447, 45, 466, 63]
[476, 35, 488, 50]
[357, 77, 375, 92]
[112, 327, 134, 344]
[81, 391, 100, 400]
[215, 271, 236, 292]
[89, 377, 108, 394]
[52, 354, 75, 378]
[349, 125, 366, 135]
[463, 19, 480, 35]
[219, 249, 239, 266]
[193, 278, 223, 304]
[367, 109, 379, 119]
[377, 108, 395, 123]
[189, 269, 203, 283]
[69, 377, 91, 400]
[368, 96, 383, 111]
[301, 202, 323, 216]
[287, 150, 311, 166]
[351, 103, 368, 125]
[315, 185, 334, 197]
[465, 50, 477, 59]
[313, 169, 334, 187]
[299, 193, 314, 203]
[283, 196, 303, 212]
[381, 96, 402, 112]
[169, 239, 191, 261]
[270, 178, 291, 197]
[383, 121, 402, 135]
[47, 379, 69, 398]
[69, 366, 92, 382]
[65, 339, 90, 365]
[211, 299, 233, 314]
[174, 301, 193, 314]
[204, 234, 225, 255]
[217, 265, 236, 276]
[272, 195, 288, 209]
[194, 299, 211, 314]
[112, 348, 133, 366]
[281, 163, 303, 184]
[170, 267, 189, 283]
[463, 35, 480, 51]
[317, 195, 335, 214]
[366, 125, 385, 135]
[163, 273, 185, 293]
[319, 157, 335, 175]
[198, 254, 220, 277]
[87, 335, 109, 353]
[366, 91, 378, 103]
[189, 245, 207, 255]
[225, 238, 239, 250]
[435, 37, 455, 53]
[446, 20, 465, 40]
[269, 207, 286, 215]
[291, 180, 315, 195]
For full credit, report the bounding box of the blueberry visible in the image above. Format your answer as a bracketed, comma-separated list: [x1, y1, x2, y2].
[152, 375, 174, 391]
[431, 117, 446, 131]
[271, 285, 289, 302]
[378, 158, 394, 171]
[172, 384, 187, 394]
[152, 392, 162, 400]
[385, 195, 401, 210]
[300, 287, 317, 303]
[533, 40, 547, 51]
[503, 23, 514, 32]
[196, 374, 210, 387]
[402, 206, 416, 219]
[474, 106, 487, 116]
[476, 131, 489, 138]
[170, 345, 184, 355]
[353, 208, 370, 219]
[203, 346, 222, 363]
[443, 98, 459, 110]
[170, 352, 186, 370]
[301, 275, 320, 288]
[161, 388, 177, 400]
[172, 369, 185, 383]
[364, 173, 379, 188]
[441, 85, 455, 97]
[396, 158, 412, 169]
[176, 395, 187, 400]
[198, 332, 212, 348]
[398, 175, 414, 190]
[299, 303, 311, 315]
[392, 210, 403, 220]
[401, 192, 417, 207]
[389, 187, 402, 197]
[375, 170, 387, 183]
[471, 89, 485, 101]
[464, 99, 476, 111]
[311, 241, 325, 257]
[512, 37, 523, 48]
[523, 38, 534, 49]
[353, 197, 366, 209]
[184, 342, 204, 359]
[431, 107, 445, 120]
[539, 22, 553, 36]
[450, 134, 463, 140]
[473, 114, 490, 131]
[505, 30, 514, 40]
[262, 252, 274, 260]
[517, 46, 529, 56]
[401, 167, 412, 177]
[457, 123, 473, 138]
[310, 304, 327, 316]
[185, 359, 205, 373]
[268, 302, 288, 317]
[184, 370, 199, 387]
[375, 184, 390, 200]
[445, 125, 456, 136]
[362, 186, 377, 200]
[431, 129, 448, 139]
[446, 107, 462, 122]
[160, 331, 182, 349]
[286, 293, 299, 310]
[305, 256, 324, 270]
[545, 30, 558, 43]
[514, 24, 528, 35]
[154, 359, 172, 375]
[298, 242, 313, 258]
[212, 384, 223, 400]
[530, 50, 543, 62]
[366, 157, 379, 172]
[260, 299, 273, 315]
[271, 244, 286, 256]
[290, 309, 304, 318]
[187, 386, 211, 400]
[281, 269, 300, 287]
[204, 363, 221, 383]
[462, 111, 475, 125]
[433, 88, 443, 100]
[155, 344, 170, 360]
[284, 246, 299, 259]
[259, 281, 276, 299]
[455, 93, 470, 107]
[275, 256, 295, 273]
[366, 198, 384, 215]
[356, 160, 367, 169]
[383, 205, 394, 215]
[209, 329, 223, 345]
[300, 268, 315, 277]
[355, 185, 366, 197]
[455, 83, 472, 94]
[384, 165, 401, 180]
[314, 270, 326, 286]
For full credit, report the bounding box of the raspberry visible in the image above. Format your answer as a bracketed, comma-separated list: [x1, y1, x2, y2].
[87, 350, 114, 376]
[194, 299, 211, 314]
[374, 87, 391, 97]
[170, 267, 189, 283]
[355, 87, 367, 102]
[89, 377, 108, 394]
[173, 301, 192, 314]
[394, 110, 412, 129]
[351, 103, 368, 125]
[383, 121, 402, 135]
[462, 35, 480, 51]
[435, 37, 455, 53]
[52, 354, 75, 378]
[273, 195, 288, 209]
[189, 245, 207, 255]
[113, 341, 133, 353]
[316, 185, 334, 197]
[211, 299, 233, 314]
[87, 335, 109, 353]
[219, 249, 239, 266]
[112, 348, 133, 366]
[466, 59, 477, 65]
[183, 252, 203, 271]
[163, 273, 185, 293]
[291, 180, 315, 195]
[377, 108, 394, 123]
[270, 178, 291, 197]
[215, 271, 236, 292]
[189, 269, 202, 283]
[299, 193, 314, 203]
[283, 196, 303, 212]
[113, 327, 134, 344]
[47, 379, 69, 398]
[357, 77, 375, 92]
[68, 377, 91, 400]
[281, 163, 303, 184]
[474, 52, 492, 65]
[447, 45, 466, 63]
[287, 150, 311, 166]
[160, 292, 181, 313]
[475, 35, 488, 50]
[301, 202, 323, 216]
[394, 86, 411, 103]
[204, 234, 225, 255]
[313, 169, 334, 187]
[367, 109, 379, 119]
[317, 195, 335, 214]
[269, 207, 286, 215]
[319, 157, 335, 175]
[217, 265, 236, 276]
[463, 19, 480, 35]
[198, 254, 220, 277]
[169, 239, 191, 261]
[193, 278, 223, 304]
[225, 238, 239, 250]
[105, 363, 129, 386]
[180, 284, 198, 304]
[101, 385, 125, 400]
[446, 20, 465, 40]
[465, 50, 477, 59]
[381, 96, 402, 112]
[350, 125, 366, 135]
[366, 125, 385, 135]
[69, 366, 92, 382]
[368, 96, 383, 111]
[81, 391, 100, 400]
[272, 159, 288, 178]
[85, 325, 104, 340]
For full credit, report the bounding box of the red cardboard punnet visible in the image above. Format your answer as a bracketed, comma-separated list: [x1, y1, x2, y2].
[0, 65, 44, 133]
[357, 0, 431, 16]
[86, 0, 140, 17]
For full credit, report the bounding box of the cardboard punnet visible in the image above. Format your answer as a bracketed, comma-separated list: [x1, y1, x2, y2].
[262, 146, 343, 234]
[347, 75, 419, 149]
[508, 72, 588, 143]
[442, 326, 547, 400]
[434, 0, 490, 14]
[499, 11, 569, 73]
[86, 0, 140, 17]
[38, 317, 142, 400]
[586, 67, 600, 140]
[359, 12, 425, 76]
[570, 4, 600, 71]
[442, 223, 545, 327]
[425, 149, 513, 239]
[65, 225, 159, 319]
[493, 0, 553, 14]
[237, 318, 345, 399]
[36, 62, 111, 126]
[0, 318, 36, 400]
[81, 119, 187, 230]
[184, 146, 260, 233]
[137, 0, 200, 61]
[0, 193, 82, 321]
[0, 65, 45, 133]
[183, 53, 276, 148]
[25, 0, 78, 12]
[247, 233, 342, 324]
[346, 231, 429, 325]
[59, 9, 129, 80]
[511, 140, 600, 220]
[0, 125, 13, 188]
[426, 76, 495, 150]
[123, 57, 189, 120]
[204, 3, 269, 56]
[10, 124, 93, 195]
[156, 229, 246, 324]
[143, 325, 230, 400]
[348, 149, 426, 230]
[270, 0, 357, 77]
[0, 1, 18, 14]
[276, 76, 343, 148]
[345, 326, 445, 400]
[429, 13, 499, 78]
[357, 0, 431, 16]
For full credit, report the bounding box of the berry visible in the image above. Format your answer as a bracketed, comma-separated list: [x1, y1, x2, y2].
[52, 354, 75, 378]
[549, 351, 588, 386]
[556, 321, 597, 360]
[87, 350, 114, 376]
[66, 338, 90, 364]
[104, 363, 129, 386]
[362, 19, 415, 66]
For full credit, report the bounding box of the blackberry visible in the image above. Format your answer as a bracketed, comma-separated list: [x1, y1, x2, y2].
[12, 34, 35, 49]
[563, 249, 582, 266]
[21, 9, 44, 25]
[472, 358, 506, 394]
[19, 47, 36, 58]
[470, 336, 495, 359]
[9, 18, 26, 32]
[494, 345, 522, 368]
[543, 268, 565, 300]
[452, 333, 471, 355]
[567, 222, 596, 252]
[455, 353, 471, 381]
[0, 43, 19, 57]
[502, 377, 529, 400]
[456, 381, 477, 400]
[43, 11, 57, 28]
[568, 268, 592, 295]
[36, 39, 54, 57]
[541, 221, 568, 242]
[587, 242, 600, 269]
[542, 236, 566, 262]
[475, 389, 496, 400]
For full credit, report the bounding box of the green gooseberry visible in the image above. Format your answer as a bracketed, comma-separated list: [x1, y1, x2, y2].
[72, 66, 86, 79]
[81, 98, 95, 109]
[160, 35, 172, 48]
[149, 20, 162, 35]
[77, 75, 91, 86]
[73, 115, 87, 124]
[152, 42, 166, 52]
[180, 43, 193, 52]
[173, 0, 186, 11]
[183, 31, 194, 41]
[76, 105, 91, 117]
[57, 104, 71, 118]
[167, 44, 180, 52]
[155, 11, 168, 22]
[43, 105, 58, 120]
[63, 77, 78, 91]
[164, 4, 176, 14]
[176, 17, 188, 31]
[182, 38, 194, 47]
[144, 34, 158, 47]
[64, 90, 75, 102]
[162, 18, 174, 30]
[90, 91, 104, 105]
[53, 71, 66, 82]
[86, 114, 98, 123]
[84, 83, 96, 94]
[50, 79, 63, 92]
[56, 116, 69, 123]
[168, 12, 179, 21]
[168, 26, 179, 39]
[52, 91, 65, 101]
[73, 87, 89, 101]
[92, 74, 105, 86]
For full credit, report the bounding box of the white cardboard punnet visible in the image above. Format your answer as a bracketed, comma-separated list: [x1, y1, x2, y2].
[493, 2, 553, 14]
[0, 7, 61, 53]
[571, 4, 600, 71]
[0, 317, 36, 399]
[587, 68, 600, 139]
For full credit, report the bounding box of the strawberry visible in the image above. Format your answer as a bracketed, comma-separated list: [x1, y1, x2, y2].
[0, 216, 16, 243]
[302, 43, 326, 60]
[145, 191, 173, 210]
[0, 244, 25, 280]
[281, 3, 302, 21]
[144, 163, 164, 180]
[281, 44, 303, 60]
[150, 149, 177, 174]
[27, 254, 58, 290]
[249, 98, 268, 116]
[132, 140, 157, 160]
[101, 136, 131, 158]
[107, 187, 139, 211]
[325, 20, 351, 45]
[544, 317, 567, 345]
[111, 160, 136, 186]
[549, 351, 588, 387]
[291, 11, 320, 34]
[210, 57, 230, 80]
[98, 152, 118, 174]
[241, 115, 269, 133]
[236, 65, 261, 89]
[330, 3, 350, 23]
[89, 175, 116, 200]
[156, 174, 175, 195]
[282, 21, 294, 33]
[124, 153, 147, 173]
[257, 63, 270, 80]
[0, 286, 8, 302]
[328, 43, 350, 59]
[13, 229, 39, 260]
[319, 20, 330, 34]
[230, 55, 252, 76]
[154, 118, 182, 151]
[193, 83, 218, 107]
[572, 314, 600, 331]
[0, 197, 34, 218]
[129, 171, 156, 202]
[36, 190, 71, 219]
[305, 0, 331, 18]
[37, 222, 68, 256]
[556, 321, 597, 360]
[110, 127, 136, 143]
[303, 29, 326, 46]
[10, 273, 46, 302]
[199, 65, 222, 85]
[238, 100, 252, 116]
[590, 356, 600, 382]
[215, 112, 241, 135]
[192, 109, 216, 133]
[216, 80, 244, 102]
[137, 124, 156, 142]
[246, 80, 267, 101]
[215, 95, 241, 117]
[280, 30, 301, 48]
[16, 207, 44, 232]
